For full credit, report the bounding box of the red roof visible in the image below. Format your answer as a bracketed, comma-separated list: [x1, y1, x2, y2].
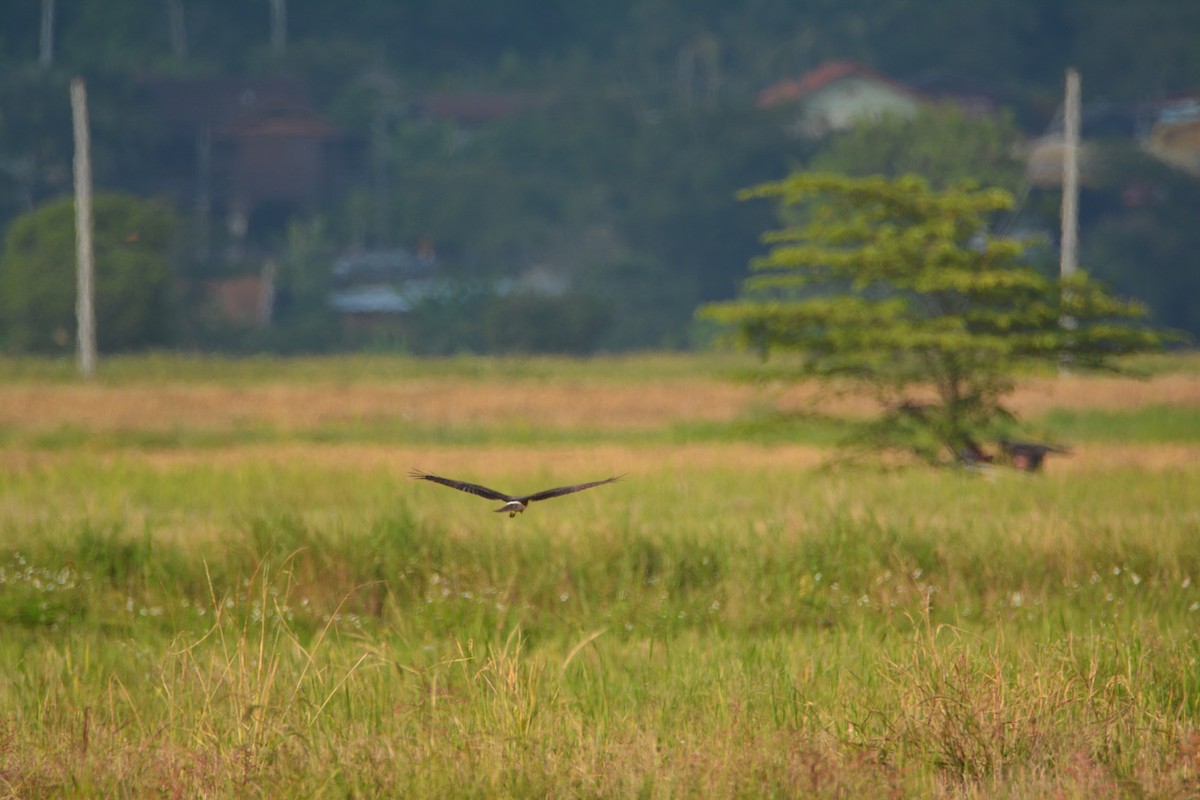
[756, 60, 924, 109]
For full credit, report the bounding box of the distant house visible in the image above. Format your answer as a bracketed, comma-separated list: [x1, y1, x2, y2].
[1023, 135, 1098, 188]
[218, 107, 342, 222]
[205, 273, 274, 327]
[329, 247, 437, 328]
[143, 76, 345, 249]
[756, 60, 925, 137]
[1024, 100, 1145, 188]
[1142, 95, 1200, 177]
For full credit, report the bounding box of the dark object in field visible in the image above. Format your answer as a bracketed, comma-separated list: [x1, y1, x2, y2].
[999, 439, 1070, 472]
[956, 439, 995, 469]
[409, 469, 622, 517]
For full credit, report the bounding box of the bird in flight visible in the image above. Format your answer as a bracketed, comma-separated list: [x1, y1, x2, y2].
[409, 469, 622, 516]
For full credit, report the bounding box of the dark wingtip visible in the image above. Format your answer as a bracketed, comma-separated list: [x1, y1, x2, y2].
[408, 468, 429, 479]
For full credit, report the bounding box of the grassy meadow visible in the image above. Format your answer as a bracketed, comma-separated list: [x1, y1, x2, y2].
[1, 353, 1199, 798]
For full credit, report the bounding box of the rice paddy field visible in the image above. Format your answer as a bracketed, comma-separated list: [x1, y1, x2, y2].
[1, 352, 1199, 798]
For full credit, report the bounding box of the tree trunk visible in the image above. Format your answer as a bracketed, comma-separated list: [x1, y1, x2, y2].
[195, 126, 211, 262]
[268, 0, 286, 59]
[259, 258, 277, 327]
[39, 0, 56, 68]
[167, 0, 188, 60]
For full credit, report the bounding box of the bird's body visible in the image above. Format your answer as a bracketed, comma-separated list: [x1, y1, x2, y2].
[409, 469, 621, 516]
[999, 439, 1070, 472]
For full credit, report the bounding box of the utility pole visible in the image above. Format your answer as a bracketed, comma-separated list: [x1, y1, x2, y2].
[71, 77, 97, 379]
[1059, 68, 1080, 373]
[1060, 68, 1080, 285]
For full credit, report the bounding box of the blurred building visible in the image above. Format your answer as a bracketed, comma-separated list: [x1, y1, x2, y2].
[143, 76, 345, 257]
[756, 60, 925, 137]
[1142, 95, 1200, 177]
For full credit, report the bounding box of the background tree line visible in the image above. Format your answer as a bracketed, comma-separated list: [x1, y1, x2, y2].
[1, 0, 1198, 354]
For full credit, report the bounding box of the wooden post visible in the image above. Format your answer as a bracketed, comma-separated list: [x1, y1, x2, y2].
[1060, 68, 1080, 285]
[1059, 68, 1080, 373]
[71, 77, 97, 379]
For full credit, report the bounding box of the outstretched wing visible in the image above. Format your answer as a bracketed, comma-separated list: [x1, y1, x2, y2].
[522, 475, 622, 504]
[409, 469, 513, 502]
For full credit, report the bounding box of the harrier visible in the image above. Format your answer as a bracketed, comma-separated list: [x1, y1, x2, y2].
[999, 439, 1070, 473]
[409, 469, 622, 516]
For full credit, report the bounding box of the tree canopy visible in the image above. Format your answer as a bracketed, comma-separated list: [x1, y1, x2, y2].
[1, 1, 1198, 352]
[700, 172, 1172, 462]
[809, 105, 1025, 191]
[0, 193, 177, 353]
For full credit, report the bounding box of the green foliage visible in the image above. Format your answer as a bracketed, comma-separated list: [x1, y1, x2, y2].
[700, 172, 1174, 461]
[0, 193, 177, 353]
[387, 95, 786, 315]
[581, 254, 701, 350]
[278, 217, 335, 309]
[810, 104, 1025, 191]
[3, 1, 1200, 352]
[0, 70, 74, 222]
[1080, 142, 1200, 337]
[484, 291, 613, 354]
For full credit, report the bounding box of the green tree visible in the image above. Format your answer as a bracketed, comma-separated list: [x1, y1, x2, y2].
[0, 192, 177, 352]
[810, 104, 1025, 192]
[699, 172, 1172, 463]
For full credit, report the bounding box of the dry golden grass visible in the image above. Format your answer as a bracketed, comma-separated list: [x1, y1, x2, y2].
[0, 370, 1196, 433]
[0, 380, 747, 431]
[1007, 373, 1200, 413]
[771, 372, 1200, 417]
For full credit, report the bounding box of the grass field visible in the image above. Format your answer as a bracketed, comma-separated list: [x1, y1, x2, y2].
[1, 353, 1199, 797]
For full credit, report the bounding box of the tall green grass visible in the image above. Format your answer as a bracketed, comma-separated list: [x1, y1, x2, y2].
[2, 451, 1199, 796]
[2, 353, 1198, 796]
[1038, 404, 1200, 442]
[4, 349, 1194, 386]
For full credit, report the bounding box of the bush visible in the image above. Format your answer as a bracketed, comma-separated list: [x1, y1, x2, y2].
[0, 193, 177, 353]
[483, 292, 612, 354]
